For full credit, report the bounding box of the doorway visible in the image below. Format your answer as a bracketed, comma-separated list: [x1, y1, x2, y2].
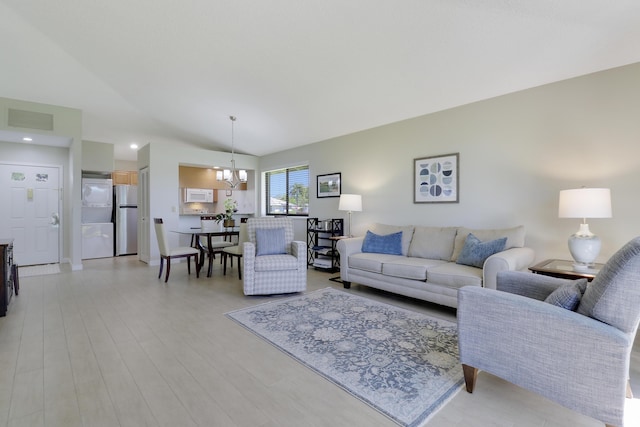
[0, 163, 61, 266]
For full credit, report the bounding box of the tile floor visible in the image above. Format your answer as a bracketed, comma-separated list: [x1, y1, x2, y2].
[0, 256, 637, 426]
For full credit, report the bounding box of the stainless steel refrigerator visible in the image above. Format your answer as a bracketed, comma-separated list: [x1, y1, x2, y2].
[114, 185, 138, 256]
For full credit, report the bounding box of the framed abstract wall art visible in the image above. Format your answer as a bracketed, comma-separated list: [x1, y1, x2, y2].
[317, 172, 341, 198]
[414, 153, 459, 203]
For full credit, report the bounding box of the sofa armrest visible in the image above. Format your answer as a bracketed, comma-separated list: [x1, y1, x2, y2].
[496, 270, 579, 301]
[291, 241, 307, 268]
[482, 247, 535, 289]
[457, 286, 631, 424]
[336, 237, 364, 282]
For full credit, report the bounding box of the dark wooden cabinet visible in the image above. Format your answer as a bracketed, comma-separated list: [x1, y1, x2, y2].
[1, 239, 15, 317]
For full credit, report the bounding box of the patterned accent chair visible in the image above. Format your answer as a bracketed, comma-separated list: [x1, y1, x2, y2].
[457, 237, 640, 427]
[243, 217, 307, 295]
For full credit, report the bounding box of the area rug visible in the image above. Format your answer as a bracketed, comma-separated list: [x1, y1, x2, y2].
[19, 263, 61, 277]
[226, 288, 463, 427]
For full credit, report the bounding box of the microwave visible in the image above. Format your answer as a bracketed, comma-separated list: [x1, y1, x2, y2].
[185, 188, 214, 203]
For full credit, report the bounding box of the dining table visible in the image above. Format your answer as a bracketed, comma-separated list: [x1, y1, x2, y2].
[173, 227, 239, 277]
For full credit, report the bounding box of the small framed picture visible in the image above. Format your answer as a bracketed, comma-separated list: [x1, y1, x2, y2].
[414, 153, 459, 203]
[317, 172, 341, 198]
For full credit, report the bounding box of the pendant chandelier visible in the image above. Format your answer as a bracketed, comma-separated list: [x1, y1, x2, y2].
[225, 115, 241, 189]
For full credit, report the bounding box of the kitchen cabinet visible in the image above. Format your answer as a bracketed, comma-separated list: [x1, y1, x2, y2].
[112, 170, 138, 185]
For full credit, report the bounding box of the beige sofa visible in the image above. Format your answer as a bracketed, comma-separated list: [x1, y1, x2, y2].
[336, 223, 535, 308]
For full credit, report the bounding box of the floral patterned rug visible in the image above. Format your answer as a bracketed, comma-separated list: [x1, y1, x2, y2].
[226, 288, 463, 427]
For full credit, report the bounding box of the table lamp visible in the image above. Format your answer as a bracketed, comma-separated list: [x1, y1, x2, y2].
[558, 188, 612, 270]
[338, 194, 362, 237]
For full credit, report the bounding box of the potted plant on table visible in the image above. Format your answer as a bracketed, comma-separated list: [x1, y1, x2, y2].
[215, 198, 238, 227]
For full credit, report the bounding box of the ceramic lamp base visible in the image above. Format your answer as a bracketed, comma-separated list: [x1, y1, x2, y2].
[568, 225, 601, 269]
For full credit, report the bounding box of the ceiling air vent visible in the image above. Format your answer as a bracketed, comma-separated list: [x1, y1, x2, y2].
[7, 108, 54, 131]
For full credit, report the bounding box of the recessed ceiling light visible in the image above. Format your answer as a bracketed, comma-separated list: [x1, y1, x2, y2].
[22, 137, 32, 142]
[130, 143, 138, 149]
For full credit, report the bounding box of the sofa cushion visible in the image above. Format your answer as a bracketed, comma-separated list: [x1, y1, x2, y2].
[362, 230, 402, 255]
[456, 233, 507, 268]
[369, 223, 414, 256]
[426, 263, 483, 288]
[408, 226, 457, 261]
[451, 225, 525, 261]
[382, 257, 447, 281]
[254, 254, 298, 271]
[545, 279, 588, 311]
[348, 253, 404, 274]
[255, 227, 287, 256]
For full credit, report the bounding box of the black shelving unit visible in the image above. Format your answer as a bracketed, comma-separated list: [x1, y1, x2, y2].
[307, 218, 343, 272]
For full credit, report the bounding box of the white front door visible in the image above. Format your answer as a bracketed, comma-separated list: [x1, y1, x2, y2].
[0, 163, 61, 266]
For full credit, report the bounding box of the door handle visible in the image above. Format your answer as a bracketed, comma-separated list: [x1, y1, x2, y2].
[51, 212, 60, 226]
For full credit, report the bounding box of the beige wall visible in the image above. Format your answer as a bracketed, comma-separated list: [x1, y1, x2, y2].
[260, 62, 640, 263]
[82, 140, 114, 172]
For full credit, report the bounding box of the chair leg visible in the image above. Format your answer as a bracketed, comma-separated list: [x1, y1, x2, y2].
[195, 254, 200, 278]
[165, 258, 171, 283]
[187, 256, 192, 275]
[462, 364, 478, 393]
[238, 256, 242, 280]
[223, 253, 228, 276]
[158, 258, 164, 279]
[207, 253, 214, 277]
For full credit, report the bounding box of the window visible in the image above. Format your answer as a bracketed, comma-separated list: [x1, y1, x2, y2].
[265, 165, 309, 216]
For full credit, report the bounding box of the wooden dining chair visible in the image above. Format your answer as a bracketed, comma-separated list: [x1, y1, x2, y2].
[198, 216, 234, 276]
[154, 218, 200, 282]
[223, 222, 248, 280]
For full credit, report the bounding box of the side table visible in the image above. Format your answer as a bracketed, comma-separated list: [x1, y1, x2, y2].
[529, 259, 604, 282]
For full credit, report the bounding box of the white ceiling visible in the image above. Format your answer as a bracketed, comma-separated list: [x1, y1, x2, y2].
[1, 1, 640, 162]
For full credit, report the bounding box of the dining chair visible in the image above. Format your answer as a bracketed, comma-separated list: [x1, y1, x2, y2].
[222, 222, 248, 280]
[154, 218, 200, 282]
[199, 216, 234, 276]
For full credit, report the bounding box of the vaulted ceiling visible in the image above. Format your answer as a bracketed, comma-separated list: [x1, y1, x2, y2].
[1, 1, 639, 161]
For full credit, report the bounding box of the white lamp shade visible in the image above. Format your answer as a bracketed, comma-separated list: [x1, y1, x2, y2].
[558, 188, 612, 219]
[339, 194, 362, 212]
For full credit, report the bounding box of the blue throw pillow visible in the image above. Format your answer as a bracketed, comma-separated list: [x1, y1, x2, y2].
[255, 228, 287, 256]
[456, 233, 507, 268]
[361, 230, 403, 255]
[545, 279, 588, 311]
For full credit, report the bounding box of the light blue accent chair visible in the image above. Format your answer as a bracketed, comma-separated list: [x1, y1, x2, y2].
[243, 217, 307, 296]
[458, 237, 640, 427]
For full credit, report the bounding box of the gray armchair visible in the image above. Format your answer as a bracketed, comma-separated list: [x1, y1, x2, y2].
[458, 237, 640, 427]
[242, 217, 307, 295]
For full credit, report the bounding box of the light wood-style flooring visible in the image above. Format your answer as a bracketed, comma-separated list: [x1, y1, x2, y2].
[0, 256, 638, 426]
